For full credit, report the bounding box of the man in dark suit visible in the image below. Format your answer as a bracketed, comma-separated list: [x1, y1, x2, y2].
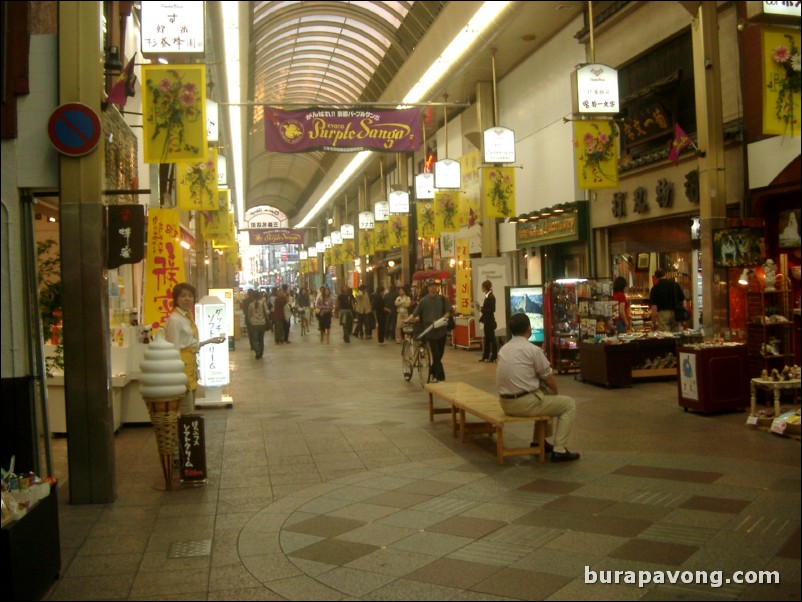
[479, 279, 498, 362]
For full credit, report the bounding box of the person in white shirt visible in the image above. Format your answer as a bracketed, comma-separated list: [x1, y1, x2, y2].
[394, 284, 412, 343]
[496, 312, 579, 462]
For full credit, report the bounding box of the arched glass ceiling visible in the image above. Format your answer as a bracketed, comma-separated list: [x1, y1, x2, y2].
[248, 1, 448, 221]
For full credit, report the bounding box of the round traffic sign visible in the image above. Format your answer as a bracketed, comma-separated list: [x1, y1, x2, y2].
[47, 102, 102, 157]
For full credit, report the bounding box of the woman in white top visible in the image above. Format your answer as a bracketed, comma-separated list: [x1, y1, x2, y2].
[394, 284, 412, 343]
[165, 282, 225, 414]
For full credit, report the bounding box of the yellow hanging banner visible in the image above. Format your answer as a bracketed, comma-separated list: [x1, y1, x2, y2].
[483, 166, 516, 219]
[574, 120, 619, 189]
[435, 191, 459, 233]
[177, 148, 218, 210]
[359, 230, 375, 256]
[343, 240, 356, 262]
[459, 150, 481, 227]
[212, 219, 236, 248]
[143, 208, 186, 330]
[763, 28, 801, 136]
[416, 201, 437, 238]
[142, 64, 208, 164]
[331, 244, 344, 266]
[389, 214, 409, 246]
[375, 222, 391, 251]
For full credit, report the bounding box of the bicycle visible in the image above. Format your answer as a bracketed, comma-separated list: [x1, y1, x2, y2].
[298, 307, 310, 336]
[401, 324, 431, 387]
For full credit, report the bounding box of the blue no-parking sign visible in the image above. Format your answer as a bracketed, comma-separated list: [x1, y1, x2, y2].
[47, 102, 101, 157]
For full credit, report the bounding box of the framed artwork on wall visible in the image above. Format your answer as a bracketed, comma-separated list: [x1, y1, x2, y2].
[712, 227, 764, 267]
[778, 209, 801, 249]
[636, 253, 650, 271]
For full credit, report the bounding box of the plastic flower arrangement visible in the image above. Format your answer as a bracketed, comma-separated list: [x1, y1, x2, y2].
[391, 216, 406, 244]
[420, 203, 435, 236]
[577, 122, 618, 184]
[487, 170, 513, 216]
[439, 193, 458, 229]
[181, 158, 216, 209]
[146, 70, 203, 162]
[771, 35, 801, 132]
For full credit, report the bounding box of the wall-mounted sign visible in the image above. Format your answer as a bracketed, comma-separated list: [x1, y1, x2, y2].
[316, 241, 325, 253]
[48, 103, 101, 157]
[245, 206, 289, 229]
[359, 211, 375, 229]
[571, 64, 619, 114]
[331, 231, 342, 245]
[746, 1, 801, 20]
[434, 158, 461, 189]
[195, 295, 229, 387]
[141, 0, 205, 55]
[483, 127, 516, 164]
[299, 250, 308, 260]
[324, 236, 332, 249]
[389, 190, 410, 213]
[515, 202, 588, 248]
[308, 246, 318, 256]
[415, 173, 435, 199]
[340, 224, 355, 239]
[374, 201, 390, 221]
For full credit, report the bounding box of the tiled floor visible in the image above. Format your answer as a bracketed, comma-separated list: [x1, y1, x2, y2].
[45, 324, 800, 601]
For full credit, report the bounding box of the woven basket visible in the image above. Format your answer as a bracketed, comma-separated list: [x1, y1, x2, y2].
[145, 397, 181, 454]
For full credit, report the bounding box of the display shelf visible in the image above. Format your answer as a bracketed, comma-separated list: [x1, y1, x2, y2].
[579, 337, 678, 387]
[548, 282, 581, 373]
[746, 290, 795, 378]
[627, 293, 651, 332]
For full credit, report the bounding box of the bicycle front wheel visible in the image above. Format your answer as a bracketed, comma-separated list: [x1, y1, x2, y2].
[416, 343, 431, 387]
[401, 339, 414, 381]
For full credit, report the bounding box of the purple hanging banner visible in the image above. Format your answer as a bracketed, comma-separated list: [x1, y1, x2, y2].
[265, 107, 422, 153]
[249, 228, 305, 245]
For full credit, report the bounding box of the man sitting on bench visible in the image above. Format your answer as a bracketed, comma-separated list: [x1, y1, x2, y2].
[496, 312, 580, 463]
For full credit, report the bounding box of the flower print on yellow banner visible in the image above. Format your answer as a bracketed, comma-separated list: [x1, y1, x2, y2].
[417, 201, 436, 238]
[435, 191, 459, 233]
[178, 148, 218, 211]
[574, 120, 618, 190]
[142, 65, 208, 164]
[763, 28, 801, 137]
[390, 214, 408, 246]
[483, 166, 516, 218]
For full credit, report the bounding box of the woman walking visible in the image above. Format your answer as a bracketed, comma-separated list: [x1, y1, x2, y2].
[316, 285, 334, 343]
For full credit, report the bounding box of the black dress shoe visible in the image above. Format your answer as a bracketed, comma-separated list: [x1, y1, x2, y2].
[551, 450, 580, 463]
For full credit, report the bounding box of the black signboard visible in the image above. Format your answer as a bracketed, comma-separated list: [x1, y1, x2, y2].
[178, 414, 207, 484]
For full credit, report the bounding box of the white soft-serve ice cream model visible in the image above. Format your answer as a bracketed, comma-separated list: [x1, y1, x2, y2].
[139, 331, 188, 489]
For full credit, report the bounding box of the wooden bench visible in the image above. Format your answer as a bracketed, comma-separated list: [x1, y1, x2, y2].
[424, 382, 552, 465]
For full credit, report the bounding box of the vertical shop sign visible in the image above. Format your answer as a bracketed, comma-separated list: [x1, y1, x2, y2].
[107, 204, 145, 269]
[143, 208, 186, 330]
[456, 239, 472, 315]
[178, 414, 207, 483]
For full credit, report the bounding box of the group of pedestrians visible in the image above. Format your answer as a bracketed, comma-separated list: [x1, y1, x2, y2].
[241, 284, 314, 359]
